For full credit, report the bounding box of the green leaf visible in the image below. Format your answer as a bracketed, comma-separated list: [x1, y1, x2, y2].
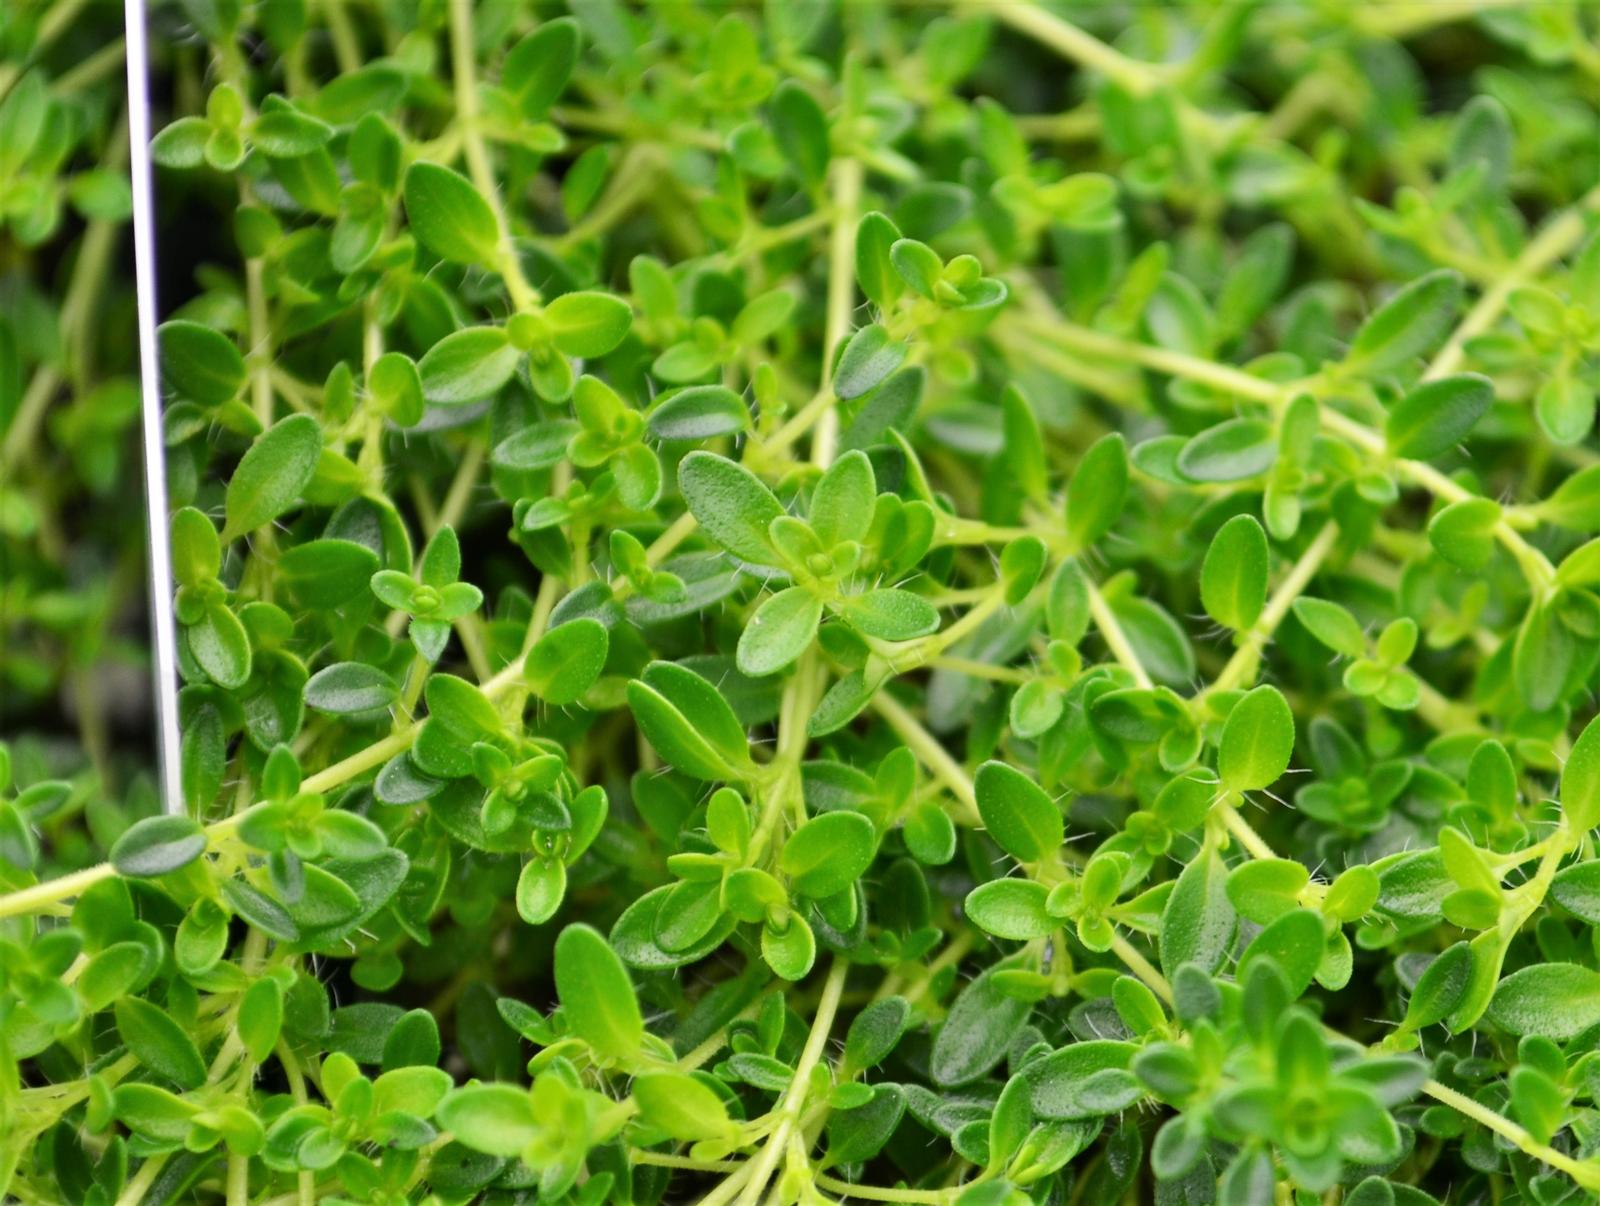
[1236, 907, 1323, 999]
[1385, 374, 1494, 460]
[1175, 419, 1276, 483]
[648, 385, 749, 441]
[826, 1084, 907, 1166]
[503, 18, 581, 117]
[678, 451, 786, 567]
[1536, 375, 1595, 446]
[222, 414, 322, 541]
[115, 997, 207, 1090]
[554, 923, 643, 1063]
[762, 913, 817, 981]
[1428, 497, 1500, 571]
[305, 662, 398, 715]
[524, 617, 609, 705]
[419, 326, 521, 405]
[965, 878, 1053, 940]
[974, 761, 1063, 863]
[770, 80, 830, 186]
[1218, 685, 1294, 793]
[171, 507, 221, 587]
[633, 1071, 732, 1141]
[238, 978, 284, 1064]
[931, 962, 1032, 1087]
[437, 1084, 537, 1157]
[1551, 861, 1600, 925]
[110, 815, 207, 878]
[834, 325, 908, 400]
[843, 997, 911, 1073]
[279, 539, 380, 609]
[856, 212, 903, 310]
[1561, 711, 1600, 831]
[1025, 1041, 1140, 1120]
[403, 162, 501, 265]
[189, 598, 253, 689]
[629, 661, 751, 781]
[1226, 858, 1309, 924]
[1401, 943, 1473, 1032]
[159, 320, 246, 405]
[835, 589, 939, 641]
[1486, 963, 1600, 1039]
[1292, 597, 1367, 658]
[1539, 464, 1600, 531]
[781, 809, 876, 898]
[811, 450, 876, 547]
[1200, 514, 1268, 631]
[1159, 845, 1234, 980]
[369, 351, 425, 425]
[1346, 269, 1462, 375]
[737, 587, 823, 677]
[545, 291, 632, 358]
[515, 858, 566, 924]
[1065, 433, 1129, 549]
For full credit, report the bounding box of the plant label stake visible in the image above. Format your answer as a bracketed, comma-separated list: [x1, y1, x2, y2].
[124, 0, 183, 816]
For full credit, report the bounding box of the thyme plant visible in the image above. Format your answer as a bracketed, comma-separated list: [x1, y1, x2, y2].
[10, 1, 1600, 1203]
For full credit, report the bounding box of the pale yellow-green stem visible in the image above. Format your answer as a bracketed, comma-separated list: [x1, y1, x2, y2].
[447, 0, 539, 311]
[811, 157, 863, 469]
[1085, 579, 1153, 690]
[722, 958, 849, 1206]
[1424, 181, 1600, 381]
[871, 691, 979, 822]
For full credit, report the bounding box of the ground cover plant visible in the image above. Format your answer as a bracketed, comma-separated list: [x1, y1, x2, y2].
[10, 0, 1600, 1202]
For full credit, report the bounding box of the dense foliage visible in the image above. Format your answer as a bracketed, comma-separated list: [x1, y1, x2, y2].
[11, 1, 1600, 1202]
[0, 0, 149, 858]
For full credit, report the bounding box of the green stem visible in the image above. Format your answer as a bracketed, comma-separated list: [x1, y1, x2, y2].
[1421, 1078, 1600, 1190]
[1085, 579, 1153, 689]
[448, 0, 538, 310]
[723, 958, 849, 1206]
[871, 692, 979, 823]
[812, 156, 863, 468]
[1423, 181, 1600, 381]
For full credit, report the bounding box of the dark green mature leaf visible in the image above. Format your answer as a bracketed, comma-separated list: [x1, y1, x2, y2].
[648, 386, 749, 441]
[931, 963, 1032, 1086]
[115, 998, 207, 1089]
[1486, 964, 1600, 1039]
[1160, 846, 1235, 979]
[110, 816, 207, 878]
